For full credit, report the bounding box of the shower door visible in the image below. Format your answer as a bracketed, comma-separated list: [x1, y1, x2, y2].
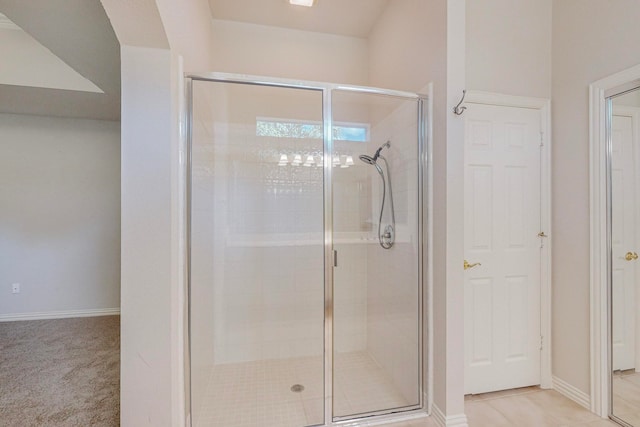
[188, 79, 326, 427]
[331, 90, 423, 420]
[187, 75, 425, 427]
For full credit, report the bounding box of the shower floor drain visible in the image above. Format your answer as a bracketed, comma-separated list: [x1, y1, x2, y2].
[290, 384, 304, 393]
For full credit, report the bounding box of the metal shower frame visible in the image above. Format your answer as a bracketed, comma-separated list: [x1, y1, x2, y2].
[184, 72, 429, 427]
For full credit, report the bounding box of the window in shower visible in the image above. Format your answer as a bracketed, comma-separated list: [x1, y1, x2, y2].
[256, 117, 369, 141]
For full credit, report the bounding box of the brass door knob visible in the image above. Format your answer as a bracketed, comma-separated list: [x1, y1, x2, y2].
[625, 252, 639, 261]
[464, 260, 481, 270]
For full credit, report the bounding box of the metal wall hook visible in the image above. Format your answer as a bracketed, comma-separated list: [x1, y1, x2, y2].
[453, 89, 467, 115]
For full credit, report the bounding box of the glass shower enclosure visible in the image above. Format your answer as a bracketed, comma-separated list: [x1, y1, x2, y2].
[186, 73, 427, 427]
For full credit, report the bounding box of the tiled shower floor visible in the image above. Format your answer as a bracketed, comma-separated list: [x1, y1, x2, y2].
[193, 351, 410, 427]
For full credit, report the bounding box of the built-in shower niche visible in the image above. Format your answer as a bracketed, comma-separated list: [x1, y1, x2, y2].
[189, 78, 424, 427]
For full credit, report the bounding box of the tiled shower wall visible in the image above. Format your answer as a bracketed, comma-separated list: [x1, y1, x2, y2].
[199, 123, 329, 365]
[191, 81, 372, 372]
[210, 126, 374, 363]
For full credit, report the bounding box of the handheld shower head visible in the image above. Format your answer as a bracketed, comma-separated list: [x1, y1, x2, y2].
[359, 154, 383, 174]
[360, 141, 392, 165]
[358, 154, 376, 165]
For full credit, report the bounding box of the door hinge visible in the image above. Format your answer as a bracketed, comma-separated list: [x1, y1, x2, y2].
[333, 249, 338, 267]
[540, 335, 544, 351]
[540, 132, 544, 147]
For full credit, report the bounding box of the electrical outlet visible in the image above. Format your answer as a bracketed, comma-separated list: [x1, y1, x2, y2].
[11, 283, 20, 294]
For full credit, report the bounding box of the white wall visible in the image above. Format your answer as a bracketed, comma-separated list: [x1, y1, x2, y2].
[156, 0, 212, 71]
[0, 25, 101, 93]
[119, 45, 179, 427]
[102, 0, 214, 423]
[552, 0, 640, 396]
[466, 0, 552, 98]
[211, 19, 369, 85]
[368, 1, 444, 94]
[0, 114, 120, 317]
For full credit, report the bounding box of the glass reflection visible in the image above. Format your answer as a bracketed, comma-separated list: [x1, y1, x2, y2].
[190, 81, 325, 427]
[610, 87, 640, 426]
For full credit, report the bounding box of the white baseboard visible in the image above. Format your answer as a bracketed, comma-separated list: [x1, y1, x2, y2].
[553, 375, 591, 410]
[0, 308, 120, 322]
[432, 403, 469, 427]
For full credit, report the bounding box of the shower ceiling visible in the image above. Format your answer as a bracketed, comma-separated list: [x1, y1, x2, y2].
[208, 0, 390, 38]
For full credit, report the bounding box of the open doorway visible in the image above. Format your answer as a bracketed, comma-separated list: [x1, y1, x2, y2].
[0, 2, 121, 425]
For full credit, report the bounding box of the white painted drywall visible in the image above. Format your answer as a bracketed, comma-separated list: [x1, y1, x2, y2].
[552, 0, 640, 396]
[368, 0, 444, 94]
[119, 45, 179, 427]
[210, 19, 369, 85]
[466, 0, 552, 98]
[156, 0, 213, 71]
[0, 114, 120, 317]
[99, 0, 169, 50]
[103, 0, 214, 422]
[0, 25, 102, 93]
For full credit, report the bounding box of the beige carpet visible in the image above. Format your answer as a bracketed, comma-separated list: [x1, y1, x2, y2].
[0, 316, 120, 426]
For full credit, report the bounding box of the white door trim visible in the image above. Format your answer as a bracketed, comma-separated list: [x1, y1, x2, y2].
[589, 63, 640, 417]
[464, 90, 552, 390]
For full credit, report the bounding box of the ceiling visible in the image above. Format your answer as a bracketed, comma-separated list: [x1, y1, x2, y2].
[0, 0, 120, 121]
[209, 0, 390, 38]
[0, 13, 103, 93]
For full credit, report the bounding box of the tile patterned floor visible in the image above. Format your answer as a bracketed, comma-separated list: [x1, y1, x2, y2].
[334, 352, 409, 418]
[193, 351, 411, 427]
[195, 367, 628, 427]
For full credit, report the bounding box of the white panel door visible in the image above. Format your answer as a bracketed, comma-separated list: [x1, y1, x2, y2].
[464, 104, 542, 395]
[611, 113, 636, 372]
